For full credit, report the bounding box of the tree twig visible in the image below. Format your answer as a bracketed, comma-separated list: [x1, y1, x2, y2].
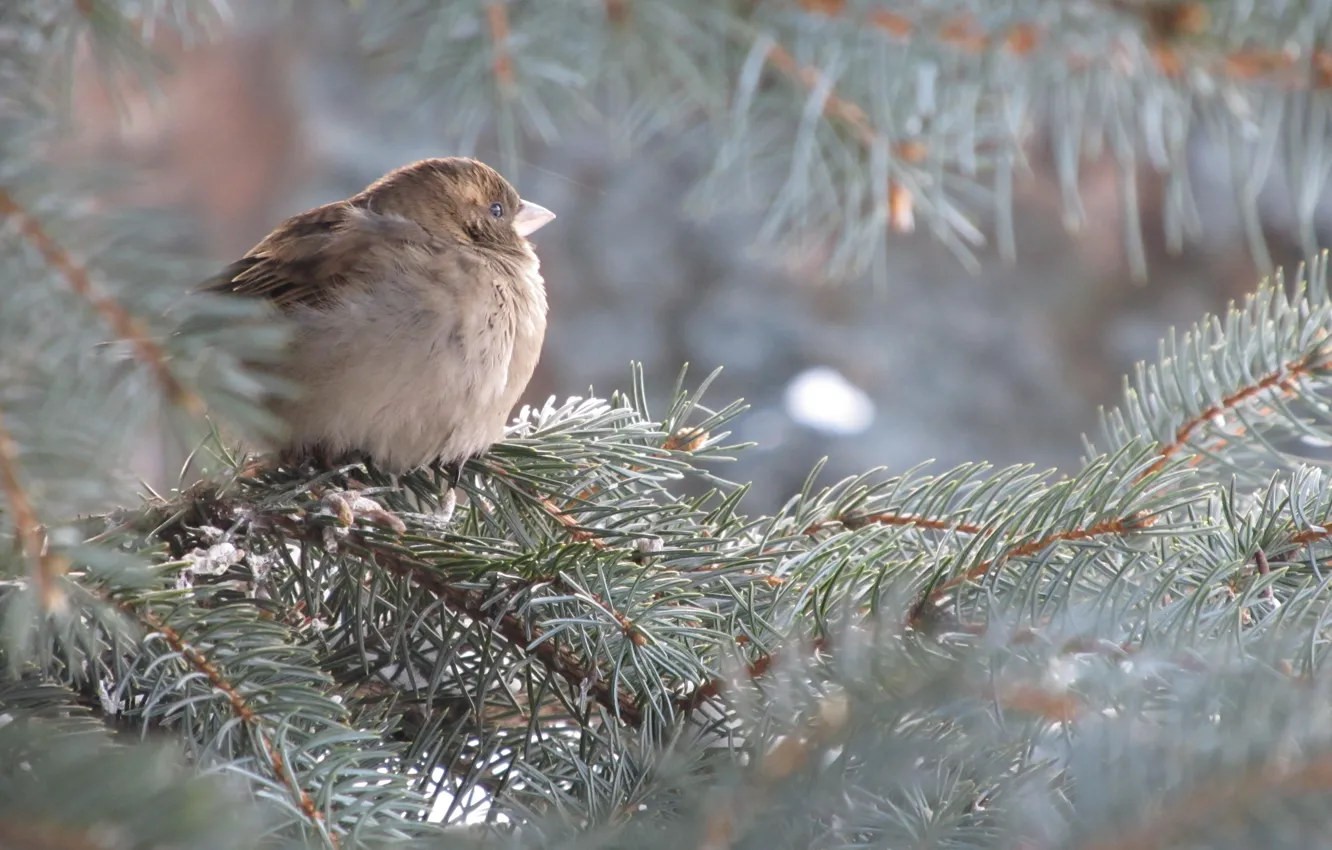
[0, 188, 201, 415]
[0, 406, 64, 611]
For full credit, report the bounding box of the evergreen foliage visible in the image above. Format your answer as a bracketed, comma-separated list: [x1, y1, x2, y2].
[3, 2, 1332, 849]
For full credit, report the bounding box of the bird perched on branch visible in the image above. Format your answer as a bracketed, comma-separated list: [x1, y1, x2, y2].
[203, 157, 555, 476]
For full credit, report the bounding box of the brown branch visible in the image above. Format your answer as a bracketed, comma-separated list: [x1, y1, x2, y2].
[757, 32, 936, 235]
[1288, 526, 1332, 548]
[796, 0, 845, 16]
[0, 407, 65, 611]
[760, 24, 937, 227]
[470, 465, 701, 716]
[861, 5, 1332, 89]
[766, 1, 1332, 251]
[802, 511, 984, 537]
[763, 42, 876, 149]
[1076, 750, 1332, 850]
[537, 495, 606, 546]
[1143, 354, 1324, 477]
[661, 426, 709, 454]
[679, 636, 829, 713]
[133, 607, 338, 848]
[485, 1, 516, 94]
[502, 505, 649, 644]
[555, 426, 710, 505]
[912, 515, 1146, 624]
[0, 188, 201, 415]
[315, 523, 644, 726]
[978, 517, 1142, 571]
[688, 507, 1032, 711]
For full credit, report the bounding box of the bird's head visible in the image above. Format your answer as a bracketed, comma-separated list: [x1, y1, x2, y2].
[360, 157, 555, 255]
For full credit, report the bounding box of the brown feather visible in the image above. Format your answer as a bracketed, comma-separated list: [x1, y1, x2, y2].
[199, 157, 528, 312]
[199, 202, 435, 310]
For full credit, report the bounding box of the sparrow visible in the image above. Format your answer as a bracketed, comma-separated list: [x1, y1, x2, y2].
[202, 157, 555, 475]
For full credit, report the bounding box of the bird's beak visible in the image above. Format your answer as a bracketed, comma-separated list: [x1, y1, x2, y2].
[513, 200, 555, 237]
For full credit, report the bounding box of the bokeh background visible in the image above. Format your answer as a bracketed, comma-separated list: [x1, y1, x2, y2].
[67, 1, 1328, 511]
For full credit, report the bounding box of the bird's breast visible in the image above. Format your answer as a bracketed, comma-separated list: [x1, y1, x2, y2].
[277, 252, 547, 471]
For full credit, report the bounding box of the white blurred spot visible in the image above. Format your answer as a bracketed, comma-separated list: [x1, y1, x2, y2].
[783, 367, 875, 436]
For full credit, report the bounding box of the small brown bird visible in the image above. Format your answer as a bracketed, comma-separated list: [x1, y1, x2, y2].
[203, 157, 555, 474]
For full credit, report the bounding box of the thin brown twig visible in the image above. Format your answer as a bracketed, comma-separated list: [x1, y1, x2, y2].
[485, 1, 516, 93]
[680, 636, 829, 713]
[1143, 354, 1324, 477]
[766, 0, 1332, 244]
[860, 5, 1332, 89]
[1288, 526, 1332, 548]
[694, 507, 1093, 707]
[899, 351, 1332, 621]
[757, 34, 934, 233]
[701, 515, 1139, 687]
[763, 42, 876, 148]
[0, 407, 65, 610]
[915, 515, 1144, 620]
[802, 511, 984, 536]
[0, 188, 202, 415]
[526, 468, 800, 697]
[537, 495, 606, 546]
[133, 606, 339, 848]
[676, 507, 978, 707]
[289, 477, 672, 724]
[551, 426, 710, 507]
[1248, 526, 1332, 583]
[368, 546, 643, 725]
[293, 507, 645, 725]
[532, 347, 1331, 697]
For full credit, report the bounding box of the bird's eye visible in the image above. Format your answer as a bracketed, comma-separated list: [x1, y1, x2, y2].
[489, 202, 504, 218]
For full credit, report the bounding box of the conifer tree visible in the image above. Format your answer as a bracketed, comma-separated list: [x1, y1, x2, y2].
[3, 2, 1332, 849]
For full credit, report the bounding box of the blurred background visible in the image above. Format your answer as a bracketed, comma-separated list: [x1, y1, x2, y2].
[65, 1, 1328, 512]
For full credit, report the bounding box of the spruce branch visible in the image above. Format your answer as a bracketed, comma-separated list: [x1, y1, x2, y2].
[0, 187, 202, 416]
[801, 510, 984, 536]
[327, 521, 646, 727]
[19, 327, 1332, 843]
[11, 2, 1332, 845]
[918, 511, 1153, 620]
[0, 706, 274, 850]
[1097, 254, 1332, 483]
[39, 535, 438, 847]
[130, 604, 341, 848]
[370, 1, 1332, 278]
[1142, 349, 1332, 477]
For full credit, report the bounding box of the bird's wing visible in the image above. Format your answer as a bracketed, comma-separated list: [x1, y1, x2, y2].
[199, 201, 435, 311]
